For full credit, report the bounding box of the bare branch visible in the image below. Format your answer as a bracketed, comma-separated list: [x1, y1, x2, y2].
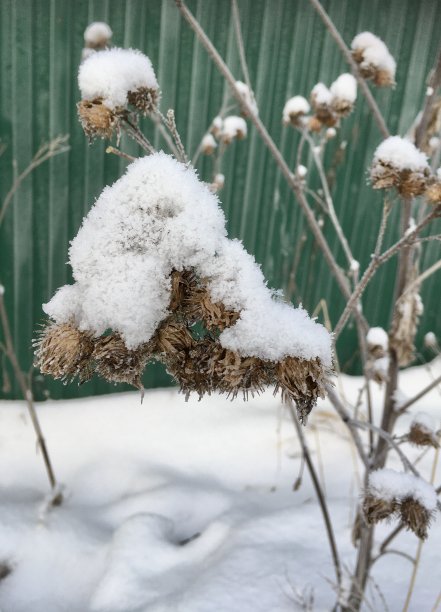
[106, 146, 136, 162]
[398, 373, 441, 414]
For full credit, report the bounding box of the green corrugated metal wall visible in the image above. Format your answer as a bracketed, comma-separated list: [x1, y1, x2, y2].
[1, 0, 440, 400]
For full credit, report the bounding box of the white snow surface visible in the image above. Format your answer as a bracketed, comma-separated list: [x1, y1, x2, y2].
[83, 22, 112, 45]
[330, 73, 357, 104]
[44, 153, 332, 366]
[78, 48, 158, 109]
[1, 361, 440, 611]
[366, 326, 389, 350]
[368, 469, 437, 511]
[373, 136, 429, 172]
[351, 32, 396, 77]
[282, 96, 310, 122]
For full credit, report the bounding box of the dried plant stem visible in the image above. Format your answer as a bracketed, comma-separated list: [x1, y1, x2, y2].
[152, 112, 181, 159]
[326, 385, 369, 468]
[122, 117, 155, 154]
[156, 108, 188, 164]
[398, 373, 441, 414]
[400, 258, 441, 302]
[0, 294, 60, 498]
[106, 146, 136, 162]
[334, 206, 441, 340]
[414, 45, 441, 148]
[231, 0, 252, 91]
[374, 200, 392, 258]
[308, 0, 389, 139]
[175, 0, 368, 332]
[288, 401, 342, 592]
[0, 135, 69, 226]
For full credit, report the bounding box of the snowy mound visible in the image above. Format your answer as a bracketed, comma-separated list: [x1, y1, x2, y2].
[44, 153, 332, 366]
[373, 136, 428, 172]
[78, 48, 158, 109]
[351, 32, 396, 77]
[330, 73, 357, 104]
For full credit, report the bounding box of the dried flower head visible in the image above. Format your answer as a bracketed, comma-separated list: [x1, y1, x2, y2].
[221, 116, 247, 144]
[370, 136, 429, 197]
[92, 333, 151, 388]
[408, 413, 439, 448]
[351, 32, 396, 87]
[127, 87, 159, 115]
[77, 98, 120, 141]
[390, 275, 423, 367]
[425, 179, 441, 205]
[282, 96, 310, 126]
[310, 83, 336, 128]
[34, 322, 94, 383]
[363, 494, 398, 524]
[400, 497, 433, 540]
[201, 133, 217, 156]
[84, 22, 113, 50]
[330, 74, 357, 117]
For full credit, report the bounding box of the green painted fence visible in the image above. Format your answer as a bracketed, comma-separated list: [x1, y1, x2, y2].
[1, 0, 440, 400]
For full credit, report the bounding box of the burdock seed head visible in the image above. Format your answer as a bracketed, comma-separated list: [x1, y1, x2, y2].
[92, 333, 151, 388]
[363, 494, 398, 525]
[127, 87, 160, 115]
[400, 497, 433, 540]
[77, 98, 120, 141]
[34, 322, 94, 383]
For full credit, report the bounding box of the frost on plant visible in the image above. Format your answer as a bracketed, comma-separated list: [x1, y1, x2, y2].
[77, 48, 160, 140]
[35, 153, 332, 423]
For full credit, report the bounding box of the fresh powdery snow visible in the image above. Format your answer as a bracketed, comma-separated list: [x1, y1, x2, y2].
[351, 32, 396, 78]
[282, 96, 310, 122]
[373, 136, 429, 172]
[220, 116, 247, 141]
[368, 469, 437, 511]
[311, 83, 333, 106]
[44, 153, 331, 366]
[78, 48, 158, 109]
[366, 327, 389, 351]
[329, 73, 357, 104]
[83, 22, 112, 46]
[0, 360, 440, 611]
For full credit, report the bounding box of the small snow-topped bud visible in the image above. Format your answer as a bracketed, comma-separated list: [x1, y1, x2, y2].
[221, 116, 247, 144]
[310, 83, 336, 129]
[371, 136, 429, 197]
[326, 127, 337, 139]
[330, 73, 357, 115]
[212, 173, 225, 191]
[78, 48, 159, 113]
[365, 468, 436, 538]
[409, 412, 439, 448]
[311, 83, 333, 108]
[210, 116, 223, 138]
[282, 96, 310, 125]
[201, 133, 217, 155]
[424, 331, 438, 350]
[235, 81, 258, 117]
[296, 164, 307, 178]
[349, 259, 360, 273]
[83, 22, 112, 49]
[351, 31, 396, 87]
[367, 327, 388, 357]
[429, 136, 440, 150]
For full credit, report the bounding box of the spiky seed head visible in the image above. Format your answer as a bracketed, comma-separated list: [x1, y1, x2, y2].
[92, 333, 150, 388]
[34, 322, 94, 383]
[363, 494, 398, 524]
[77, 98, 119, 140]
[127, 87, 159, 115]
[400, 497, 432, 540]
[408, 422, 439, 448]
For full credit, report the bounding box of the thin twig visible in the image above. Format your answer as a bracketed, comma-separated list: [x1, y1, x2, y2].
[231, 0, 252, 91]
[326, 385, 369, 468]
[374, 199, 392, 258]
[288, 401, 342, 592]
[0, 293, 61, 502]
[0, 135, 70, 225]
[334, 206, 441, 339]
[415, 45, 441, 148]
[106, 146, 136, 162]
[152, 111, 181, 159]
[398, 374, 441, 414]
[308, 0, 389, 139]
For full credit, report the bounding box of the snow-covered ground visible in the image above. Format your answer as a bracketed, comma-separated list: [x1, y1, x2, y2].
[0, 361, 440, 611]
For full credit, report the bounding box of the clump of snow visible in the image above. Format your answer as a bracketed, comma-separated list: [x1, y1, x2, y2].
[311, 83, 333, 106]
[424, 331, 438, 349]
[367, 327, 388, 351]
[78, 48, 159, 109]
[326, 127, 337, 139]
[330, 74, 357, 104]
[213, 173, 225, 190]
[201, 133, 217, 154]
[235, 81, 259, 116]
[351, 32, 396, 79]
[368, 468, 437, 511]
[44, 153, 332, 366]
[282, 96, 310, 122]
[296, 164, 308, 178]
[221, 116, 247, 141]
[372, 136, 429, 172]
[84, 22, 113, 46]
[349, 260, 360, 273]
